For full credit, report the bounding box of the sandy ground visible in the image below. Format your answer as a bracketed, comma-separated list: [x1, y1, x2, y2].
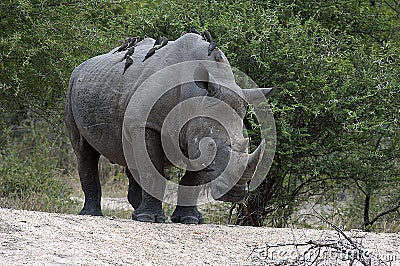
[0, 207, 399, 266]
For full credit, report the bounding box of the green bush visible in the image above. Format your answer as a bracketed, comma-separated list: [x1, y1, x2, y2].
[0, 121, 78, 213]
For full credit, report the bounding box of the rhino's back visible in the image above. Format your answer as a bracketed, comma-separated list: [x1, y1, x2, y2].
[67, 34, 222, 165]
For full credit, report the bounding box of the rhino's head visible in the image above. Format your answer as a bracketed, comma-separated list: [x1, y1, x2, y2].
[181, 66, 274, 203]
[191, 133, 266, 203]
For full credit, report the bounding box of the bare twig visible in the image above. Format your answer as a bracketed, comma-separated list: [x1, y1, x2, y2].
[248, 211, 391, 265]
[383, 0, 400, 15]
[226, 203, 236, 224]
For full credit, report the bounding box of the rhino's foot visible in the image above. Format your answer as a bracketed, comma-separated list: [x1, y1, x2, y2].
[171, 206, 204, 225]
[79, 198, 103, 216]
[132, 210, 166, 223]
[132, 190, 165, 223]
[79, 207, 103, 216]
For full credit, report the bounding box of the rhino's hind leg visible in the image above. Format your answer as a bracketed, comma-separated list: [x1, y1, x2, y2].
[171, 171, 204, 224]
[68, 119, 102, 215]
[66, 89, 102, 216]
[75, 136, 102, 216]
[126, 168, 142, 209]
[131, 128, 166, 223]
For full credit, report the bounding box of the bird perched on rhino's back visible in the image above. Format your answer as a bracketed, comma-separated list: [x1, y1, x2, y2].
[121, 46, 135, 62]
[113, 37, 132, 54]
[113, 36, 140, 54]
[143, 47, 156, 62]
[213, 48, 224, 63]
[153, 36, 169, 50]
[122, 56, 133, 75]
[128, 36, 140, 48]
[154, 36, 163, 47]
[143, 36, 169, 61]
[160, 36, 168, 48]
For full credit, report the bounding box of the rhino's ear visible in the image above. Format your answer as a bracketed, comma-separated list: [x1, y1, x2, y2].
[242, 87, 277, 104]
[194, 64, 221, 96]
[194, 64, 209, 90]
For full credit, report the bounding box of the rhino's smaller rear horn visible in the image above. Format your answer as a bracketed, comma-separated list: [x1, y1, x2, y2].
[243, 86, 277, 104]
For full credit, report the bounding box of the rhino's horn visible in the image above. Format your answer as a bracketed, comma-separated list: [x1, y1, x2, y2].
[238, 139, 265, 185]
[243, 87, 277, 104]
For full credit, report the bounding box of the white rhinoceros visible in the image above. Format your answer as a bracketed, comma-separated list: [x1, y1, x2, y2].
[65, 33, 274, 224]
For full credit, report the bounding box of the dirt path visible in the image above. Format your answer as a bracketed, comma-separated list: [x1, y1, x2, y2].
[0, 208, 399, 265]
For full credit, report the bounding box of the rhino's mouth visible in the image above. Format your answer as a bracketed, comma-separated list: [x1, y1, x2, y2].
[212, 182, 248, 203]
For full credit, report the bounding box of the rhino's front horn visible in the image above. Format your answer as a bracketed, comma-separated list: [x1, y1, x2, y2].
[243, 87, 277, 104]
[238, 139, 266, 185]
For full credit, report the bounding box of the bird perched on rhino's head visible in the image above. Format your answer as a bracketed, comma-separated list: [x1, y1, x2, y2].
[202, 30, 212, 43]
[208, 40, 217, 56]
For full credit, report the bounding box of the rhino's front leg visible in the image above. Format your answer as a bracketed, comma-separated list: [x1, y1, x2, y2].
[171, 171, 204, 224]
[131, 128, 166, 223]
[171, 206, 204, 224]
[132, 193, 166, 223]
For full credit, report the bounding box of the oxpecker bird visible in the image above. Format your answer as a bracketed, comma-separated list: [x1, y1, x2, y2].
[203, 30, 212, 42]
[208, 40, 217, 56]
[153, 36, 168, 50]
[143, 47, 156, 62]
[153, 36, 169, 50]
[121, 46, 135, 61]
[113, 37, 132, 54]
[154, 36, 163, 47]
[190, 26, 201, 35]
[122, 56, 133, 75]
[160, 36, 168, 48]
[118, 37, 132, 44]
[127, 36, 140, 48]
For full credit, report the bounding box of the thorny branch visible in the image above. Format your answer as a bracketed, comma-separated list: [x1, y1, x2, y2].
[247, 212, 391, 266]
[364, 200, 400, 228]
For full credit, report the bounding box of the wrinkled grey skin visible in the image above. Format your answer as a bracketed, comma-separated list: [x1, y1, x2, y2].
[65, 33, 272, 224]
